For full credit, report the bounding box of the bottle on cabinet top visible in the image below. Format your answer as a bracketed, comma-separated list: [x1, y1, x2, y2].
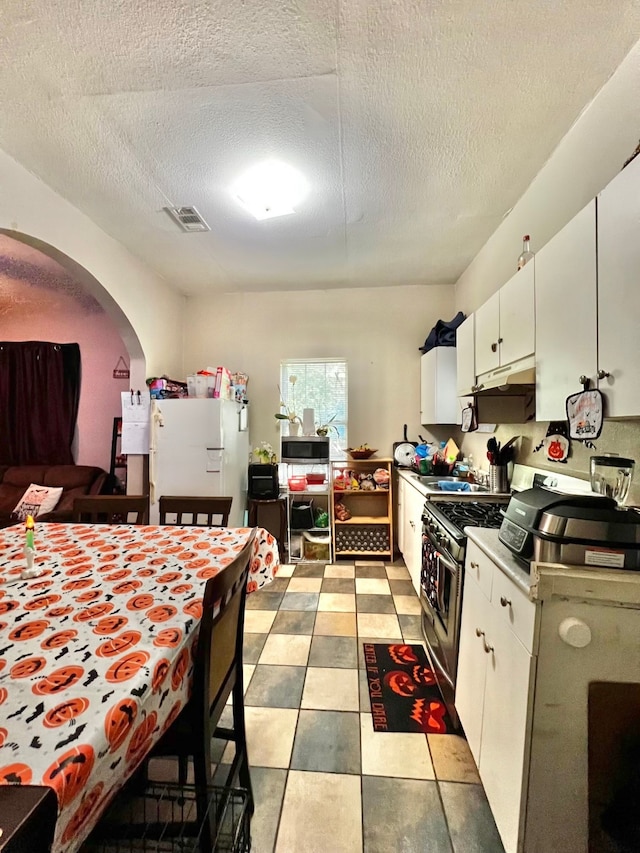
[517, 235, 534, 271]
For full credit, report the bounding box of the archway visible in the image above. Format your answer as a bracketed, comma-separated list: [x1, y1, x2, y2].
[0, 230, 146, 493]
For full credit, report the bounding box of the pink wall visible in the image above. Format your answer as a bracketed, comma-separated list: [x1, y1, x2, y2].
[0, 236, 132, 475]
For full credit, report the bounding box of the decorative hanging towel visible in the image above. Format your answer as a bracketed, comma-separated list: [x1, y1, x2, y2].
[566, 388, 604, 447]
[460, 402, 478, 433]
[534, 421, 570, 463]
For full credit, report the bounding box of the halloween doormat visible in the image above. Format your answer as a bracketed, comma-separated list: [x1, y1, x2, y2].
[363, 643, 453, 735]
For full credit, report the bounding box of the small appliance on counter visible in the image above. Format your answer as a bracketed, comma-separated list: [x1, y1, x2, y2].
[499, 487, 640, 570]
[590, 454, 635, 506]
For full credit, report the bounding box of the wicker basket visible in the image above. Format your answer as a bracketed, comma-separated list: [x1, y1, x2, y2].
[82, 783, 251, 853]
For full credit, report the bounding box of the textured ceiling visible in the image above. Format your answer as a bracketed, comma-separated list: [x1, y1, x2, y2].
[0, 1, 639, 295]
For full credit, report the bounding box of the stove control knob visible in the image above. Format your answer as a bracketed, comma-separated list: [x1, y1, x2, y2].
[558, 617, 591, 648]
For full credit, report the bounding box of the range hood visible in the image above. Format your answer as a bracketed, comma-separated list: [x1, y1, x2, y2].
[473, 354, 535, 394]
[471, 355, 536, 423]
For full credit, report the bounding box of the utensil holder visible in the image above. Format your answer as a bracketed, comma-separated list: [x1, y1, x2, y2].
[489, 464, 509, 494]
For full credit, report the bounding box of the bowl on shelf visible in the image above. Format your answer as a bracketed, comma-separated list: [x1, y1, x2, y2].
[346, 448, 377, 460]
[306, 473, 326, 485]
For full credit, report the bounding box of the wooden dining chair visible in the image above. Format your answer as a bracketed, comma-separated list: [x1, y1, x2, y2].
[158, 495, 233, 527]
[72, 494, 149, 524]
[149, 528, 257, 842]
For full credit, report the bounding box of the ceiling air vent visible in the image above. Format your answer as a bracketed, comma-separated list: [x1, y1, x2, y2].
[164, 206, 210, 233]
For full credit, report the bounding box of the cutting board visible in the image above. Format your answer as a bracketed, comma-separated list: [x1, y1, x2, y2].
[444, 437, 460, 462]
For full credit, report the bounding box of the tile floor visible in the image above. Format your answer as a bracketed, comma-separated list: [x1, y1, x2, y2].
[154, 559, 506, 853]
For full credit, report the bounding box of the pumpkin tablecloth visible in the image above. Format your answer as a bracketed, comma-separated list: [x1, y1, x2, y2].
[0, 522, 279, 852]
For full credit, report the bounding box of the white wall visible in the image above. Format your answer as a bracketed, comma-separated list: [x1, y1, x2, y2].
[183, 285, 458, 456]
[0, 148, 184, 379]
[455, 39, 640, 312]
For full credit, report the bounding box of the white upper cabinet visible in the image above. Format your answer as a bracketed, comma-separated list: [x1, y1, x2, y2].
[535, 201, 598, 420]
[420, 347, 459, 424]
[456, 315, 476, 396]
[474, 291, 501, 376]
[597, 153, 640, 418]
[499, 263, 535, 366]
[474, 263, 535, 380]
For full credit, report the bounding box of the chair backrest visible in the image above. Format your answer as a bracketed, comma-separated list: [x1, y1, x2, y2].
[158, 495, 233, 527]
[72, 495, 148, 524]
[193, 528, 256, 725]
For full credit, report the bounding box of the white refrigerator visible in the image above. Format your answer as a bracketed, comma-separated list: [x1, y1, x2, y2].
[149, 398, 249, 526]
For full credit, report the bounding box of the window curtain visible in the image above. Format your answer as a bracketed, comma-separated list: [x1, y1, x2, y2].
[0, 342, 81, 466]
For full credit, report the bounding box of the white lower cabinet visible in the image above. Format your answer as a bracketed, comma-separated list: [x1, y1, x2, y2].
[457, 555, 535, 853]
[397, 475, 425, 594]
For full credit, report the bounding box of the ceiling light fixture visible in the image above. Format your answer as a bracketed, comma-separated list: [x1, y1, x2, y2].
[232, 160, 308, 221]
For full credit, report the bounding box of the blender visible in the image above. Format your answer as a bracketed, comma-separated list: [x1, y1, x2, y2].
[590, 454, 635, 506]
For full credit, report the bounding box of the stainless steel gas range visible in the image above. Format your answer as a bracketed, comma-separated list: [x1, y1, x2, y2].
[420, 494, 510, 727]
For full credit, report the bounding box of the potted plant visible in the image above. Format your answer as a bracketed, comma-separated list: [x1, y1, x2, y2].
[275, 376, 302, 435]
[253, 442, 276, 464]
[315, 414, 338, 437]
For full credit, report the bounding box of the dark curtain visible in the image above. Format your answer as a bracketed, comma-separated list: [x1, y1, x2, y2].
[0, 342, 81, 466]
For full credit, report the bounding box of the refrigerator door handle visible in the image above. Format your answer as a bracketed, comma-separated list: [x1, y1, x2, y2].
[206, 447, 224, 451]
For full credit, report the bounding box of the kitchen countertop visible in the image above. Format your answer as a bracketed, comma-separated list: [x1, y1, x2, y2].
[465, 527, 533, 595]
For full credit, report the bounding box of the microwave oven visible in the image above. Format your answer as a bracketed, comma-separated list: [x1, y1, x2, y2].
[281, 436, 330, 463]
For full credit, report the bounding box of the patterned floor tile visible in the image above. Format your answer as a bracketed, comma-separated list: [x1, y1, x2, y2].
[355, 565, 388, 579]
[355, 578, 391, 595]
[286, 577, 323, 593]
[313, 611, 357, 637]
[321, 577, 355, 594]
[356, 613, 401, 638]
[324, 565, 355, 579]
[439, 781, 505, 852]
[258, 633, 311, 667]
[356, 593, 396, 614]
[244, 664, 306, 708]
[393, 594, 422, 615]
[360, 713, 435, 779]
[389, 579, 415, 596]
[355, 560, 385, 567]
[399, 614, 423, 641]
[427, 734, 481, 784]
[243, 632, 268, 663]
[362, 776, 452, 853]
[249, 767, 288, 853]
[280, 592, 320, 611]
[276, 564, 296, 577]
[244, 610, 277, 634]
[292, 564, 325, 578]
[271, 610, 316, 634]
[301, 667, 359, 711]
[244, 707, 299, 769]
[308, 635, 358, 669]
[276, 771, 362, 853]
[246, 591, 284, 611]
[266, 577, 291, 593]
[385, 566, 411, 580]
[290, 710, 361, 774]
[359, 668, 371, 712]
[317, 592, 356, 612]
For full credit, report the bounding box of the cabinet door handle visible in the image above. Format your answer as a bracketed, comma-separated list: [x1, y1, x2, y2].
[471, 383, 484, 393]
[597, 369, 610, 380]
[500, 596, 511, 608]
[483, 639, 494, 654]
[491, 342, 498, 353]
[409, 520, 415, 529]
[475, 628, 485, 638]
[470, 561, 479, 569]
[579, 374, 589, 386]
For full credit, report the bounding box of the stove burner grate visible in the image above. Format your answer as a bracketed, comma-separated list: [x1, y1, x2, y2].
[432, 500, 507, 532]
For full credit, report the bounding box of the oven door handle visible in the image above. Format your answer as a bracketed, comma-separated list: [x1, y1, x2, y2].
[424, 530, 459, 575]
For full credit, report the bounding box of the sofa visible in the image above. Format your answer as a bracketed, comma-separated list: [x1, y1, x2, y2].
[0, 465, 110, 528]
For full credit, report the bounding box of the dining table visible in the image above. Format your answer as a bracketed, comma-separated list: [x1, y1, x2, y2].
[0, 521, 279, 852]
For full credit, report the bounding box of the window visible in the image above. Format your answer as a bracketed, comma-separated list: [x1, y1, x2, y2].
[280, 359, 348, 458]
